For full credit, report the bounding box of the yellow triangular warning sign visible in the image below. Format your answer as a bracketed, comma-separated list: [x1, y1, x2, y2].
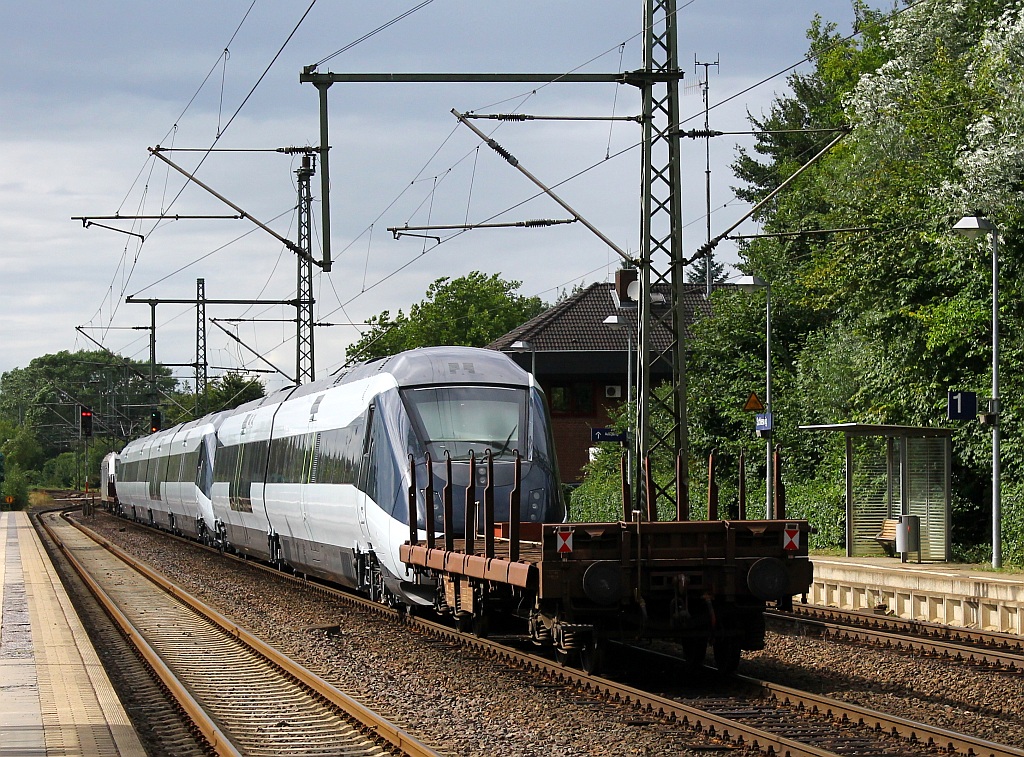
[742, 392, 765, 412]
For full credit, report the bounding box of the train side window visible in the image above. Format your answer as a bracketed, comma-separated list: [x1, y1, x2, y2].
[195, 443, 210, 494]
[268, 433, 318, 484]
[213, 443, 239, 504]
[357, 405, 376, 496]
[148, 450, 163, 501]
[231, 439, 269, 512]
[182, 449, 200, 483]
[267, 436, 288, 483]
[231, 445, 247, 511]
[318, 413, 365, 485]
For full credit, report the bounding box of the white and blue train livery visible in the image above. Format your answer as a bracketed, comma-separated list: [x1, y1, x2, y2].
[114, 346, 565, 606]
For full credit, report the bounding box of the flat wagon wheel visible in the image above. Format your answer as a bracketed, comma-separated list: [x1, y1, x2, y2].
[579, 636, 605, 675]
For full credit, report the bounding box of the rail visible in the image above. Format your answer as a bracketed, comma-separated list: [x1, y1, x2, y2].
[45, 510, 441, 757]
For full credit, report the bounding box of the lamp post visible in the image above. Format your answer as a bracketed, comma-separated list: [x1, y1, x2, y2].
[603, 314, 634, 486]
[735, 275, 772, 519]
[953, 214, 1001, 569]
[510, 339, 536, 376]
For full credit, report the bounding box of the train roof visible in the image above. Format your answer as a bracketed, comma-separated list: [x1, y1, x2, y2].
[340, 346, 530, 389]
[122, 347, 529, 451]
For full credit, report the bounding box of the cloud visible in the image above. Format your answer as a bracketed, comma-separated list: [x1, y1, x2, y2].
[0, 0, 867, 383]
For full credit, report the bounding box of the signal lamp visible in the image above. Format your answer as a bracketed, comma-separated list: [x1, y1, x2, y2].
[80, 408, 93, 437]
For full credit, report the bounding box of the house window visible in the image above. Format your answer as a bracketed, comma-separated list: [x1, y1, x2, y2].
[549, 382, 594, 416]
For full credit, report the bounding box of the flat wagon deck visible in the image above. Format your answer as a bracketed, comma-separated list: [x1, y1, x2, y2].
[401, 516, 813, 672]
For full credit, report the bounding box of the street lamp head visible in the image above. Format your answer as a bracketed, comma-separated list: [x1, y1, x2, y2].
[602, 314, 629, 329]
[953, 214, 997, 240]
[733, 275, 768, 293]
[509, 340, 533, 353]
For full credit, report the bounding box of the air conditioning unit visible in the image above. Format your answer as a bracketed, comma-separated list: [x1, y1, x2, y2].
[605, 385, 622, 399]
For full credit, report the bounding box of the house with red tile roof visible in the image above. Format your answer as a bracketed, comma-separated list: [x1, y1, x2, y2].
[489, 279, 712, 484]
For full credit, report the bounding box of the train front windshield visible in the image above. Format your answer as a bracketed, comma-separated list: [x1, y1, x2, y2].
[401, 386, 527, 460]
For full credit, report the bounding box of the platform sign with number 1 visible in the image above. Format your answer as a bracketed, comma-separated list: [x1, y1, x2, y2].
[947, 390, 977, 421]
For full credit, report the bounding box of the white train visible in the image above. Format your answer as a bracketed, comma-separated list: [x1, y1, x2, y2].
[113, 346, 565, 606]
[99, 451, 120, 505]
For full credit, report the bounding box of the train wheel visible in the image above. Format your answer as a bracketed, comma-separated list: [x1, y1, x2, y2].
[455, 612, 473, 633]
[579, 638, 604, 675]
[471, 612, 489, 638]
[712, 637, 742, 674]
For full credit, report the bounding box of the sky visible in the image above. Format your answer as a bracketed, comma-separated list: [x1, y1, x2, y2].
[1, 1, 872, 393]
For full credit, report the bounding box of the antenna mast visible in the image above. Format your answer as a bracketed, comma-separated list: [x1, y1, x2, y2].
[696, 55, 719, 297]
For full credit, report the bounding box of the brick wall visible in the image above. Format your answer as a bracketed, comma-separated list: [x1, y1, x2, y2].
[551, 400, 618, 484]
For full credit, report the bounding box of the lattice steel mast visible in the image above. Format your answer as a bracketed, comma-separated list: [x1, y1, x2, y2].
[300, 0, 689, 516]
[295, 154, 316, 384]
[637, 0, 687, 519]
[196, 277, 207, 412]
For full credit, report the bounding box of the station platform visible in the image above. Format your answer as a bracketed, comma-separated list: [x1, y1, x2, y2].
[807, 554, 1024, 635]
[0, 511, 145, 756]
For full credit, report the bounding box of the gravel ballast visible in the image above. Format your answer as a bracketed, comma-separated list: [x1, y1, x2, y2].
[75, 513, 1024, 755]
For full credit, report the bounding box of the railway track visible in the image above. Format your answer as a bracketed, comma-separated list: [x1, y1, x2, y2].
[63, 509, 1024, 757]
[412, 616, 1024, 757]
[767, 605, 1024, 671]
[40, 510, 438, 757]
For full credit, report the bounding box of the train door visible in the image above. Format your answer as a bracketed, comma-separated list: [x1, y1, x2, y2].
[356, 403, 375, 539]
[299, 427, 320, 563]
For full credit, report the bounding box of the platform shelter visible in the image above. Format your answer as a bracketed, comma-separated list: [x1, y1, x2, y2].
[800, 424, 952, 562]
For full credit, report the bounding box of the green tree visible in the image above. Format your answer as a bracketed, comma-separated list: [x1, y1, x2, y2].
[207, 373, 266, 412]
[1, 463, 30, 510]
[574, 2, 1024, 559]
[0, 350, 177, 454]
[162, 373, 267, 427]
[1, 426, 45, 473]
[686, 255, 729, 290]
[348, 272, 546, 361]
[693, 0, 1024, 558]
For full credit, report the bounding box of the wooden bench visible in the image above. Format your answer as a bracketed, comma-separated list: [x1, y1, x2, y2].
[875, 518, 899, 557]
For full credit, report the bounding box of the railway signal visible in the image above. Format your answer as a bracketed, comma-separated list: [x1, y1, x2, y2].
[150, 410, 161, 433]
[80, 408, 93, 437]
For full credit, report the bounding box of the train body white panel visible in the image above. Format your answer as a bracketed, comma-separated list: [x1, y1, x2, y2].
[99, 452, 119, 504]
[211, 401, 278, 558]
[119, 418, 217, 539]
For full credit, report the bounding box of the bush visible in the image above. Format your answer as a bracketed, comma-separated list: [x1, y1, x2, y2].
[40, 452, 79, 489]
[781, 476, 846, 550]
[1, 464, 30, 510]
[998, 481, 1024, 567]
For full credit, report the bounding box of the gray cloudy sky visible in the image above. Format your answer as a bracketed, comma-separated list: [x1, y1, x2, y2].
[1, 1, 869, 391]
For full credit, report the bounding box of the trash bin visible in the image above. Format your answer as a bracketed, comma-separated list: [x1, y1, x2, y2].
[896, 514, 920, 556]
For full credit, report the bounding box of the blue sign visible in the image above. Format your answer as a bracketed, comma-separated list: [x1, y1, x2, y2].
[755, 413, 773, 431]
[947, 390, 977, 421]
[591, 427, 626, 443]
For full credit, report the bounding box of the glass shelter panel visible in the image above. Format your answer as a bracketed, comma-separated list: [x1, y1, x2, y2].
[804, 424, 952, 562]
[850, 437, 892, 557]
[906, 436, 951, 561]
